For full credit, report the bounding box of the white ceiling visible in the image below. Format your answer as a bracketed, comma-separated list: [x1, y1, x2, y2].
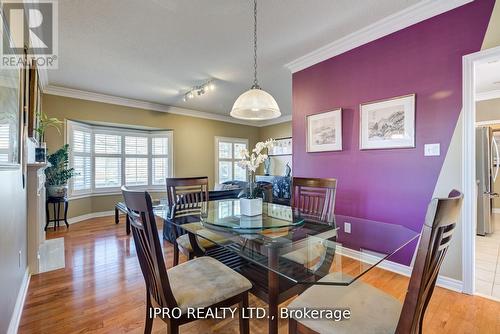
[476, 60, 500, 93]
[49, 0, 424, 118]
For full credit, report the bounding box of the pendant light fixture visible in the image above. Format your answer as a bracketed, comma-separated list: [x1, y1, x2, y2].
[230, 0, 281, 120]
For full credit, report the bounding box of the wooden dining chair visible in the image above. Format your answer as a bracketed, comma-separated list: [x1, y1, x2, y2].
[121, 187, 251, 334]
[291, 177, 337, 223]
[166, 177, 216, 266]
[287, 190, 463, 334]
[283, 177, 338, 268]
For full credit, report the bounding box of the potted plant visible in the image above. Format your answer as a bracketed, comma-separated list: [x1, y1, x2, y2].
[237, 139, 274, 216]
[45, 144, 76, 198]
[35, 111, 63, 162]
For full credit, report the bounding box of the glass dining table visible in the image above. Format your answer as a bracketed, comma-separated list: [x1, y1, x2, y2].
[154, 199, 420, 334]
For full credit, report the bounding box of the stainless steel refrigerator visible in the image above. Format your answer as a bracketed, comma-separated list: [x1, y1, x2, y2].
[476, 126, 499, 236]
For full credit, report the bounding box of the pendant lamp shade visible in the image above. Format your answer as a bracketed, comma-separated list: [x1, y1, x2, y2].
[230, 88, 281, 120]
[230, 0, 281, 121]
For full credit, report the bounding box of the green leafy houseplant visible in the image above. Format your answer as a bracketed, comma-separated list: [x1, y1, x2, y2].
[34, 112, 63, 162]
[35, 111, 63, 142]
[45, 144, 76, 198]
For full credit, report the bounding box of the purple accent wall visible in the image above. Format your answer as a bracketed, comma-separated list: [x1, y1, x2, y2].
[292, 0, 495, 264]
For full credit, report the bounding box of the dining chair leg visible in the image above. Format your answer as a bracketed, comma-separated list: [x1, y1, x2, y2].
[289, 318, 298, 334]
[144, 293, 153, 334]
[239, 292, 249, 334]
[167, 322, 179, 334]
[173, 245, 179, 266]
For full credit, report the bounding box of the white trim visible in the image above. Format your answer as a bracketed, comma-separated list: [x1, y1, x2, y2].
[476, 120, 500, 127]
[474, 292, 500, 302]
[43, 85, 291, 127]
[493, 208, 500, 214]
[336, 245, 463, 292]
[255, 114, 293, 127]
[285, 0, 472, 73]
[462, 46, 500, 295]
[7, 268, 30, 334]
[476, 89, 500, 101]
[67, 210, 116, 225]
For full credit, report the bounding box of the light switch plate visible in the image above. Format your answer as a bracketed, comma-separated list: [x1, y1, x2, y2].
[344, 222, 351, 234]
[424, 143, 440, 156]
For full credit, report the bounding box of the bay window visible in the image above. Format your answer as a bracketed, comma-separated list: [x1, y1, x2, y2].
[66, 120, 173, 197]
[215, 136, 248, 184]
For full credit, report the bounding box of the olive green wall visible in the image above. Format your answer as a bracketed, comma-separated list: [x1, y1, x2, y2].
[42, 94, 263, 219]
[259, 121, 292, 140]
[258, 121, 292, 176]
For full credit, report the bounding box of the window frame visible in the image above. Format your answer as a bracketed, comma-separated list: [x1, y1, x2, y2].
[214, 136, 249, 185]
[66, 120, 173, 199]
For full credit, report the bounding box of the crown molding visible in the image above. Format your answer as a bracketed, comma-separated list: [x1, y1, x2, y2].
[285, 0, 472, 73]
[255, 114, 292, 127]
[476, 89, 500, 101]
[42, 85, 291, 127]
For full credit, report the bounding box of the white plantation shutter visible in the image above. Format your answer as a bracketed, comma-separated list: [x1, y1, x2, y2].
[70, 126, 92, 193]
[125, 136, 148, 155]
[94, 132, 121, 189]
[151, 136, 169, 185]
[125, 136, 148, 186]
[0, 124, 10, 162]
[94, 133, 121, 154]
[66, 121, 172, 196]
[215, 137, 248, 184]
[95, 157, 121, 188]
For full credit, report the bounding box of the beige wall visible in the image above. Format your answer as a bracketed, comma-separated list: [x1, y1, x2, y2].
[476, 98, 500, 122]
[42, 94, 261, 218]
[432, 2, 500, 282]
[258, 121, 292, 175]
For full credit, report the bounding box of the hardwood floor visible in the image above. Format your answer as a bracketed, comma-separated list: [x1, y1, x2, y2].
[19, 216, 500, 334]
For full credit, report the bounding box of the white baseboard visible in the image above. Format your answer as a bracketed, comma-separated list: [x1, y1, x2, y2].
[7, 268, 31, 334]
[337, 245, 463, 293]
[67, 210, 117, 225]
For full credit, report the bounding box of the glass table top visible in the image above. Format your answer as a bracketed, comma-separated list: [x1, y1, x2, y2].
[154, 199, 420, 286]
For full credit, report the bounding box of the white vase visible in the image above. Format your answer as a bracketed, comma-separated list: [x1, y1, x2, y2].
[240, 215, 263, 228]
[240, 197, 262, 216]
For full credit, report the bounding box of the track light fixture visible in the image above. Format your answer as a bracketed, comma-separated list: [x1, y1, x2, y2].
[183, 80, 216, 102]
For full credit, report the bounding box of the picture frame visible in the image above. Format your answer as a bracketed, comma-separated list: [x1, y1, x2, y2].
[360, 94, 415, 150]
[27, 59, 41, 142]
[268, 137, 292, 156]
[306, 108, 342, 152]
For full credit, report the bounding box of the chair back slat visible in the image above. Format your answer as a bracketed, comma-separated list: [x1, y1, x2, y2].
[396, 190, 463, 334]
[166, 177, 209, 218]
[292, 177, 337, 222]
[121, 187, 177, 309]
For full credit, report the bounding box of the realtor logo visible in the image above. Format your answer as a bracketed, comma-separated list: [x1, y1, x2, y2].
[0, 0, 58, 68]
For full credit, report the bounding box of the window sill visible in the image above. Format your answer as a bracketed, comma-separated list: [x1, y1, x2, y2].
[68, 187, 165, 201]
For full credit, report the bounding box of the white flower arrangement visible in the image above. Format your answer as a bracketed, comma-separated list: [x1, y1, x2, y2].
[237, 139, 275, 173]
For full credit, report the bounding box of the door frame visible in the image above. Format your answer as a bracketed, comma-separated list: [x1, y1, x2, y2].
[462, 45, 500, 294]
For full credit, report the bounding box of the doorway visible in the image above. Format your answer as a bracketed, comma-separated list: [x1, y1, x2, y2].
[463, 45, 500, 299]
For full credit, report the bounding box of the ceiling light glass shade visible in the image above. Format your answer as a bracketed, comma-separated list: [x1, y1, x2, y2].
[230, 88, 281, 120]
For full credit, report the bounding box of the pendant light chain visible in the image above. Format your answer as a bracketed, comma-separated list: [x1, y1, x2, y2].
[230, 0, 280, 120]
[253, 0, 259, 89]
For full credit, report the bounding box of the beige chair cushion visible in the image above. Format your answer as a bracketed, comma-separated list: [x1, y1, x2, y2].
[168, 256, 252, 313]
[176, 224, 227, 252]
[176, 233, 214, 252]
[287, 273, 402, 334]
[283, 243, 326, 265]
[282, 230, 338, 265]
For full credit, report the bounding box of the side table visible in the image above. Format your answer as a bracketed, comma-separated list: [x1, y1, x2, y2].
[45, 196, 69, 230]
